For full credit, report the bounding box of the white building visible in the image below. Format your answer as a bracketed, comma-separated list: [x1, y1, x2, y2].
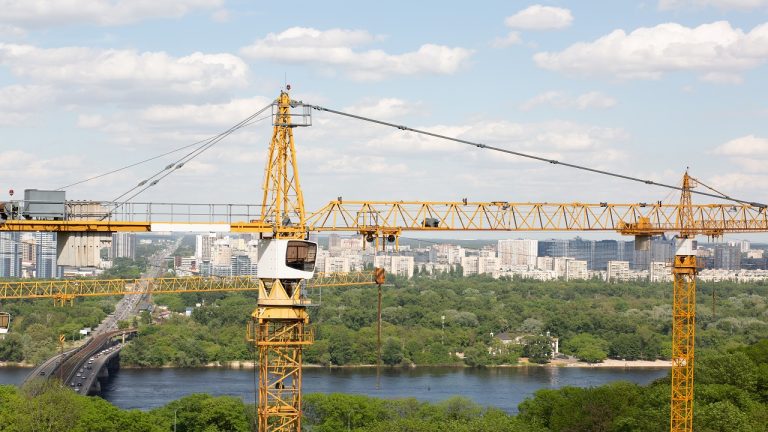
[323, 256, 351, 273]
[565, 260, 588, 281]
[497, 239, 538, 268]
[374, 255, 415, 278]
[111, 232, 135, 260]
[34, 232, 58, 278]
[649, 261, 671, 283]
[606, 261, 631, 282]
[429, 244, 465, 265]
[195, 234, 215, 261]
[211, 240, 232, 267]
[460, 256, 500, 277]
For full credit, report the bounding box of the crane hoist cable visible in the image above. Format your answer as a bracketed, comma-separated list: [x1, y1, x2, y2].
[101, 104, 274, 219]
[308, 104, 766, 208]
[56, 107, 273, 193]
[112, 103, 274, 203]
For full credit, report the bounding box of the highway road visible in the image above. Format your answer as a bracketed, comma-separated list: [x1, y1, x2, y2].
[93, 238, 182, 334]
[26, 238, 182, 388]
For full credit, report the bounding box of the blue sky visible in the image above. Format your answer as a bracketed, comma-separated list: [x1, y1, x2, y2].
[2, 0, 768, 243]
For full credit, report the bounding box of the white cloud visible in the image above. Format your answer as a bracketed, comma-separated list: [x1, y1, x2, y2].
[343, 98, 420, 120]
[504, 5, 573, 30]
[315, 155, 408, 175]
[491, 32, 522, 48]
[714, 135, 768, 156]
[520, 91, 617, 111]
[74, 97, 277, 157]
[534, 21, 768, 82]
[240, 27, 473, 81]
[0, 85, 53, 125]
[211, 9, 230, 23]
[709, 172, 768, 199]
[363, 120, 628, 164]
[659, 0, 768, 10]
[0, 24, 25, 37]
[0, 149, 84, 185]
[0, 44, 249, 101]
[711, 135, 768, 177]
[139, 97, 274, 127]
[0, 0, 222, 28]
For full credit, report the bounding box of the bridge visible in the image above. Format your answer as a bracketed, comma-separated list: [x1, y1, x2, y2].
[25, 329, 136, 395]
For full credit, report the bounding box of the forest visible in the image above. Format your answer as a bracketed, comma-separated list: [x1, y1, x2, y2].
[2, 274, 767, 368]
[125, 274, 767, 367]
[0, 339, 765, 431]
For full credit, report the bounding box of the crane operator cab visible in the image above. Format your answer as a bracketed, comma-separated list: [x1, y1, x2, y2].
[257, 239, 317, 281]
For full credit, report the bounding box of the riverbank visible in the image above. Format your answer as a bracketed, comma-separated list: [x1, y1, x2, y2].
[553, 358, 672, 368]
[0, 361, 34, 368]
[117, 358, 672, 369]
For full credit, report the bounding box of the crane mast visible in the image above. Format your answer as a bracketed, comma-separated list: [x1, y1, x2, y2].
[252, 90, 314, 432]
[670, 174, 697, 432]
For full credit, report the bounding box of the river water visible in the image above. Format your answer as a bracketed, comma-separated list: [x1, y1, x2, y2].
[0, 366, 667, 413]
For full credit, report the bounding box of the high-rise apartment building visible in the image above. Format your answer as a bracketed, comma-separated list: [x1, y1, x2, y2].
[34, 232, 58, 278]
[714, 244, 741, 270]
[565, 260, 588, 281]
[606, 261, 631, 282]
[195, 234, 215, 261]
[0, 232, 22, 278]
[374, 255, 415, 278]
[649, 261, 670, 282]
[111, 232, 135, 260]
[497, 239, 538, 267]
[328, 234, 341, 250]
[429, 244, 465, 265]
[323, 256, 351, 273]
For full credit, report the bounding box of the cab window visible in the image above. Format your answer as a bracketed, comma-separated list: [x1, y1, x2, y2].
[285, 241, 317, 272]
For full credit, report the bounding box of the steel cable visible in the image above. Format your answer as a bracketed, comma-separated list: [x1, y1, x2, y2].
[309, 104, 766, 208]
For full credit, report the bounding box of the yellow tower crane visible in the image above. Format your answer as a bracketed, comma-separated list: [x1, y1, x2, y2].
[3, 89, 768, 432]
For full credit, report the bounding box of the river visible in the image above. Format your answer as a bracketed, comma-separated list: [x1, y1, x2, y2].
[0, 366, 667, 413]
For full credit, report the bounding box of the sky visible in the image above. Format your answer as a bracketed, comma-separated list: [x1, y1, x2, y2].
[2, 1, 768, 240]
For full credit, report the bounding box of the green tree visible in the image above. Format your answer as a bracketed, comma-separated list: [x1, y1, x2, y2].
[567, 333, 609, 363]
[0, 333, 24, 362]
[382, 337, 404, 366]
[609, 334, 642, 360]
[523, 336, 552, 364]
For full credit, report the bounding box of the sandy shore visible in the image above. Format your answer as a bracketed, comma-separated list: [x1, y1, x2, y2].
[557, 359, 671, 368]
[0, 361, 35, 368]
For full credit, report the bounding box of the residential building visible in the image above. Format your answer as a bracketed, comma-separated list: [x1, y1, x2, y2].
[323, 256, 351, 273]
[34, 232, 58, 278]
[497, 239, 538, 267]
[0, 232, 22, 278]
[195, 234, 215, 261]
[111, 232, 136, 259]
[606, 261, 631, 282]
[714, 244, 741, 270]
[565, 259, 588, 281]
[429, 244, 465, 265]
[374, 255, 415, 278]
[649, 261, 671, 283]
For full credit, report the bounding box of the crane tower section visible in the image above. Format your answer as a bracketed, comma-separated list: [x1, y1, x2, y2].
[260, 91, 310, 240]
[252, 89, 314, 432]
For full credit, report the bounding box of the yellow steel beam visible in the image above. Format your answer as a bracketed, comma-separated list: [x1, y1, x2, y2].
[0, 272, 377, 301]
[3, 201, 766, 235]
[306, 200, 768, 235]
[0, 220, 153, 232]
